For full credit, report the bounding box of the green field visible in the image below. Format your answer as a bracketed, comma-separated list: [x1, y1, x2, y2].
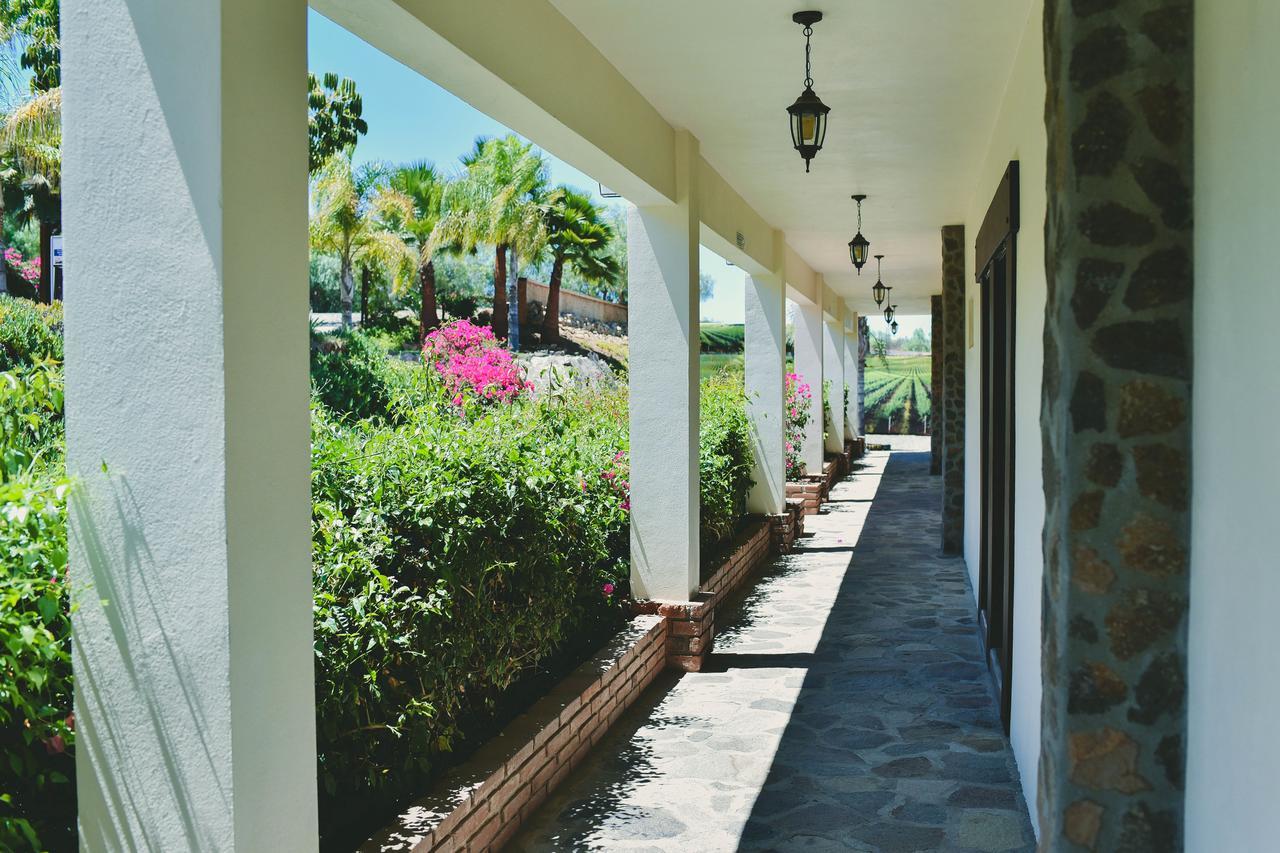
[864, 354, 932, 435]
[699, 323, 745, 353]
[700, 352, 744, 380]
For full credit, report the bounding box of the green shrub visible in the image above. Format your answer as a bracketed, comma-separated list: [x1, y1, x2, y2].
[0, 297, 62, 372]
[310, 379, 630, 838]
[699, 373, 754, 550]
[0, 360, 72, 852]
[438, 293, 478, 322]
[310, 330, 401, 422]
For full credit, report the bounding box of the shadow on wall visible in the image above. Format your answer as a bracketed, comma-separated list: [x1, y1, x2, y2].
[72, 480, 216, 850]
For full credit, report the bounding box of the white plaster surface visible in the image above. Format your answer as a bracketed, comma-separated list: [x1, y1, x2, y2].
[845, 315, 861, 437]
[791, 297, 825, 475]
[64, 0, 317, 848]
[1187, 3, 1280, 849]
[823, 318, 847, 452]
[628, 131, 701, 601]
[961, 0, 1046, 835]
[744, 233, 787, 515]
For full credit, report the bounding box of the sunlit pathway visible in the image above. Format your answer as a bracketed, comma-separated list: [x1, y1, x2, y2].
[509, 452, 1034, 852]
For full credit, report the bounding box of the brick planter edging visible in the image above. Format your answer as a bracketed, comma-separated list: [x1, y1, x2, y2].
[633, 517, 775, 673]
[362, 615, 666, 852]
[786, 475, 827, 515]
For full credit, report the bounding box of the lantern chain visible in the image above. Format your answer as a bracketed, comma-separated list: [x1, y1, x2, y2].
[803, 25, 814, 89]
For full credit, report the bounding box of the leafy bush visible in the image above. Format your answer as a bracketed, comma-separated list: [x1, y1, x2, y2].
[438, 293, 477, 322]
[310, 330, 401, 422]
[0, 297, 62, 372]
[699, 374, 754, 550]
[0, 309, 72, 851]
[311, 376, 630, 839]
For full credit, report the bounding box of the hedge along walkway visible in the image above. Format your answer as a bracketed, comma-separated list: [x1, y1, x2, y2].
[509, 451, 1035, 851]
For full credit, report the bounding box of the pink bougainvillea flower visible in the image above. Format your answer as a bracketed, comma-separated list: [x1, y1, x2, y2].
[44, 734, 66, 755]
[620, 499, 630, 511]
[601, 470, 616, 480]
[602, 582, 615, 596]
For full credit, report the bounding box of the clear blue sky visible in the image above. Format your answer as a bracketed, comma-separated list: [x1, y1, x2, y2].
[308, 10, 930, 333]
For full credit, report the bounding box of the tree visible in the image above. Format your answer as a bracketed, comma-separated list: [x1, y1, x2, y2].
[540, 188, 619, 344]
[1, 0, 59, 93]
[309, 151, 409, 329]
[308, 72, 368, 173]
[440, 136, 550, 349]
[0, 1, 61, 301]
[699, 272, 716, 302]
[375, 161, 451, 344]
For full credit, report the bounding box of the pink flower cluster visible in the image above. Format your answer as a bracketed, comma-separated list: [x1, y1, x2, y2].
[422, 320, 530, 405]
[785, 372, 813, 478]
[4, 247, 40, 285]
[602, 449, 630, 512]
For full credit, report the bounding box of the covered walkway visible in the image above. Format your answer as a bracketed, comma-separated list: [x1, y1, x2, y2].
[512, 452, 1035, 851]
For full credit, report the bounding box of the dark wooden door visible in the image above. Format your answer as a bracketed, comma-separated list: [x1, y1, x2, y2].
[976, 162, 1018, 733]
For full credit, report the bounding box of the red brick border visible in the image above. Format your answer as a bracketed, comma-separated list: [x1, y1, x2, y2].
[362, 615, 667, 852]
[364, 517, 786, 850]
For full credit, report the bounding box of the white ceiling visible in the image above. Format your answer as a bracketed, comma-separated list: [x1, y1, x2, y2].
[549, 0, 1033, 314]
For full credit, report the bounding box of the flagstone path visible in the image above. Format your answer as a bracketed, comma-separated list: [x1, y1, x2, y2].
[509, 451, 1035, 852]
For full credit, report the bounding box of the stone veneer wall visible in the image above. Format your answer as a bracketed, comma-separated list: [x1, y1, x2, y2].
[1039, 1, 1193, 850]
[940, 225, 966, 555]
[857, 317, 869, 432]
[931, 294, 944, 475]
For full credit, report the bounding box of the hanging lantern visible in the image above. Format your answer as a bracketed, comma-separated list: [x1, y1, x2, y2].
[884, 303, 896, 324]
[891, 319, 899, 335]
[848, 194, 870, 273]
[786, 12, 830, 173]
[872, 254, 887, 307]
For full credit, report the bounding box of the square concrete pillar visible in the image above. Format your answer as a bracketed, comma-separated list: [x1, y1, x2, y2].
[792, 297, 825, 475]
[64, 0, 316, 848]
[744, 232, 787, 515]
[844, 314, 861, 438]
[823, 316, 846, 453]
[628, 130, 700, 601]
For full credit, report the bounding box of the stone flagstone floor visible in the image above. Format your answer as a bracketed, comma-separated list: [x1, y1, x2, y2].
[509, 451, 1035, 852]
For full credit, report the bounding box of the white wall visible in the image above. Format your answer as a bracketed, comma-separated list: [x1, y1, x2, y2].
[1187, 3, 1280, 849]
[962, 0, 1045, 835]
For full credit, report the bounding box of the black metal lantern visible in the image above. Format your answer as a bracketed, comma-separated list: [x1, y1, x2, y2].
[871, 254, 887, 307]
[848, 194, 870, 273]
[787, 11, 830, 173]
[891, 319, 899, 335]
[884, 303, 896, 324]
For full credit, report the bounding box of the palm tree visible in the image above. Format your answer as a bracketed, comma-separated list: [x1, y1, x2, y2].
[373, 161, 453, 344]
[440, 136, 550, 348]
[309, 151, 409, 329]
[1, 86, 60, 301]
[540, 188, 619, 344]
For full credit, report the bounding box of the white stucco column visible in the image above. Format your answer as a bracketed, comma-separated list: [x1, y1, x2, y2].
[845, 313, 861, 437]
[792, 296, 825, 475]
[64, 1, 317, 848]
[628, 130, 700, 601]
[823, 312, 846, 453]
[744, 232, 787, 515]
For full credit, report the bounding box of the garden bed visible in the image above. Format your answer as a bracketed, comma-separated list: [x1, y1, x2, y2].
[361, 615, 666, 852]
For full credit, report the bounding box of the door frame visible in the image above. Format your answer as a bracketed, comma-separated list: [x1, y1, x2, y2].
[976, 160, 1019, 732]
